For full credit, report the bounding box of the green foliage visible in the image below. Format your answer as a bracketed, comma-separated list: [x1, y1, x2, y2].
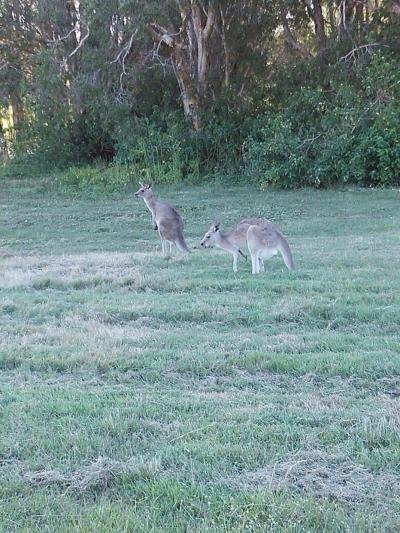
[114, 112, 195, 183]
[56, 164, 132, 191]
[2, 0, 399, 189]
[10, 49, 398, 190]
[114, 105, 251, 184]
[243, 115, 310, 188]
[349, 105, 400, 186]
[243, 53, 400, 188]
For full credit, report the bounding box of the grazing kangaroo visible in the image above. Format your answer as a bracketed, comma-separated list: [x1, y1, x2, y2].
[200, 218, 275, 273]
[247, 223, 294, 275]
[134, 183, 190, 254]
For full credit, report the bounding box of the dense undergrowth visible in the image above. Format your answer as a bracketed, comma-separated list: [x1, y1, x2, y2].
[2, 49, 399, 191]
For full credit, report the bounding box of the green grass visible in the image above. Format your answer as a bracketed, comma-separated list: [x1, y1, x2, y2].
[1, 178, 400, 532]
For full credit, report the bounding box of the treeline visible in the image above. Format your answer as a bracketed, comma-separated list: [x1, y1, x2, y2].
[1, 0, 399, 188]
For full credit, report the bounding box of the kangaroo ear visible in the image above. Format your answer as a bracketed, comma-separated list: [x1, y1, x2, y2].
[147, 183, 153, 189]
[139, 181, 144, 187]
[213, 221, 220, 232]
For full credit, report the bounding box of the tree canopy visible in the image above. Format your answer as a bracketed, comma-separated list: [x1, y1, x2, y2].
[1, 1, 399, 187]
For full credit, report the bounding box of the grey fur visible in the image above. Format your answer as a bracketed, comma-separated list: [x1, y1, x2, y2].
[135, 184, 190, 254]
[200, 218, 275, 272]
[247, 223, 294, 274]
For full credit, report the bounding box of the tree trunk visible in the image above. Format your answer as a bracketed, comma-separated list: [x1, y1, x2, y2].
[337, 0, 356, 40]
[148, 21, 201, 132]
[191, 0, 216, 100]
[219, 6, 231, 90]
[148, 1, 216, 133]
[302, 0, 327, 51]
[313, 0, 327, 50]
[172, 52, 201, 132]
[281, 8, 313, 59]
[10, 95, 24, 133]
[328, 0, 338, 37]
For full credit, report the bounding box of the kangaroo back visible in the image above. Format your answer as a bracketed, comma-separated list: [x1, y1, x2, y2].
[150, 199, 176, 222]
[277, 234, 294, 270]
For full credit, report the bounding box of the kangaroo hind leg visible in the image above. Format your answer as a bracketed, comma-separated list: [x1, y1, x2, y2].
[251, 254, 260, 275]
[232, 252, 239, 273]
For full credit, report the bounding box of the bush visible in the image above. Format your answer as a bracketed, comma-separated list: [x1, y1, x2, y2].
[114, 113, 196, 183]
[243, 53, 400, 188]
[56, 164, 132, 191]
[114, 105, 251, 184]
[243, 115, 310, 188]
[5, 38, 399, 190]
[349, 105, 400, 186]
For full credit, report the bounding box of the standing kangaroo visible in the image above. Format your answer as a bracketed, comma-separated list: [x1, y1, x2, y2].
[247, 223, 294, 274]
[200, 218, 275, 273]
[135, 183, 190, 253]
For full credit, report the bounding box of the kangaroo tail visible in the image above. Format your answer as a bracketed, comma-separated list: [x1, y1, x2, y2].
[175, 234, 191, 253]
[277, 235, 294, 270]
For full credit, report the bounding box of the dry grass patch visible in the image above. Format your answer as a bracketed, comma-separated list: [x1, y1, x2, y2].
[0, 314, 153, 350]
[0, 252, 141, 289]
[359, 411, 400, 449]
[24, 456, 161, 493]
[226, 449, 400, 502]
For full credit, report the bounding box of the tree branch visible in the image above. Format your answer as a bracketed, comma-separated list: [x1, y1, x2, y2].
[110, 31, 137, 94]
[44, 27, 76, 44]
[147, 22, 181, 50]
[339, 42, 389, 62]
[203, 3, 216, 40]
[68, 27, 90, 58]
[281, 8, 313, 59]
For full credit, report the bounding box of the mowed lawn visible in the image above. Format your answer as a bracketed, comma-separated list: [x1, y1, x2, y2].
[1, 178, 400, 532]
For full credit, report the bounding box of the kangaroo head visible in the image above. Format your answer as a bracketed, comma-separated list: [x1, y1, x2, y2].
[200, 221, 220, 247]
[134, 182, 153, 198]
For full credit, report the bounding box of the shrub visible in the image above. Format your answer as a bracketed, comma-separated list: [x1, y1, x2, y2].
[114, 105, 251, 184]
[243, 53, 400, 188]
[349, 105, 400, 186]
[243, 115, 310, 188]
[56, 164, 132, 191]
[114, 113, 195, 183]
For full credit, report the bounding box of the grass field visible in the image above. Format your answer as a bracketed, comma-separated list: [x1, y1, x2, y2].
[1, 178, 400, 532]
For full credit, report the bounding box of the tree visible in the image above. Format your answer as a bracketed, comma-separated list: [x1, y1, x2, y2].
[147, 1, 279, 131]
[0, 0, 398, 175]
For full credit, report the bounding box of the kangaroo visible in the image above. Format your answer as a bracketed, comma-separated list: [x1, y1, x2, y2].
[134, 183, 190, 254]
[200, 218, 275, 273]
[247, 223, 294, 275]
